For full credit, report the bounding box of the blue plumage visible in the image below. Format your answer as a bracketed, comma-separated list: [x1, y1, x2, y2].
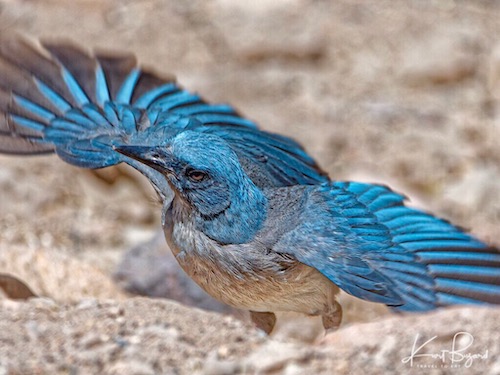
[116, 132, 499, 333]
[1, 36, 499, 334]
[274, 181, 499, 311]
[0, 37, 325, 188]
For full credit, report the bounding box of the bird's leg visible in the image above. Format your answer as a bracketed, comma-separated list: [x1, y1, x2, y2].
[250, 311, 276, 334]
[322, 300, 343, 331]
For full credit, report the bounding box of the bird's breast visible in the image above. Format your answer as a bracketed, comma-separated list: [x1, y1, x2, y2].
[163, 216, 338, 315]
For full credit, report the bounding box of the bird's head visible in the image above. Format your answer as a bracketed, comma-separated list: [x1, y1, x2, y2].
[115, 131, 252, 217]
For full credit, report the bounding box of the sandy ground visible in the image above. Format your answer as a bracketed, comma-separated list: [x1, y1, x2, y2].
[0, 0, 499, 374]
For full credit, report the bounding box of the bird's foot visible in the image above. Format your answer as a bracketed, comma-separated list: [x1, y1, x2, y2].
[321, 300, 343, 333]
[250, 311, 276, 335]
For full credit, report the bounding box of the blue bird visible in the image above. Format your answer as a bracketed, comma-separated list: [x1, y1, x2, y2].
[1, 36, 499, 334]
[116, 131, 500, 333]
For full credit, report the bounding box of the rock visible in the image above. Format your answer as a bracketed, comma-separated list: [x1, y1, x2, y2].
[0, 298, 263, 375]
[442, 165, 500, 244]
[242, 341, 313, 373]
[107, 361, 156, 375]
[399, 28, 480, 86]
[487, 42, 500, 100]
[205, 306, 499, 375]
[114, 231, 240, 316]
[487, 42, 500, 120]
[3, 300, 493, 374]
[209, 0, 327, 64]
[319, 307, 498, 374]
[0, 246, 125, 302]
[0, 273, 37, 299]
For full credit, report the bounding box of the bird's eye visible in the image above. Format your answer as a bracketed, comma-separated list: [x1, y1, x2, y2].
[186, 169, 208, 182]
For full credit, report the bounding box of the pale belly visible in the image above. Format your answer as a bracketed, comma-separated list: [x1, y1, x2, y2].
[164, 219, 339, 315]
[187, 256, 339, 315]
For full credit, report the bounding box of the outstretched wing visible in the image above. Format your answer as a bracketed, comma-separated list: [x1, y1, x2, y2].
[275, 182, 500, 310]
[0, 35, 327, 187]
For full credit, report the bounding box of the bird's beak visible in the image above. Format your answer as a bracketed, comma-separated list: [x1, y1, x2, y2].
[113, 145, 174, 174]
[112, 145, 174, 203]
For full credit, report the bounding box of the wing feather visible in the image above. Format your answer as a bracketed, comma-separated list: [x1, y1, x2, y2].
[275, 182, 500, 310]
[0, 34, 326, 187]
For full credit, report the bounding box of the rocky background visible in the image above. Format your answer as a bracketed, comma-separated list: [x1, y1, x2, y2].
[0, 0, 499, 374]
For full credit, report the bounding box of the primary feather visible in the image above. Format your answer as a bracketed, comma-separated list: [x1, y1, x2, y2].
[0, 35, 327, 188]
[274, 181, 500, 310]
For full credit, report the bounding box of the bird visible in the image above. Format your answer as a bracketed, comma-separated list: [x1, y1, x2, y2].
[115, 131, 500, 333]
[0, 34, 327, 329]
[1, 35, 499, 334]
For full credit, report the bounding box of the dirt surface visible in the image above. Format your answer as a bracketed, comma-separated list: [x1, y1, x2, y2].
[0, 0, 499, 374]
[0, 299, 498, 374]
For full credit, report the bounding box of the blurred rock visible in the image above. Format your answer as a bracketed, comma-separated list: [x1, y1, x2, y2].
[271, 312, 324, 343]
[0, 273, 37, 299]
[114, 231, 240, 316]
[487, 42, 500, 120]
[0, 246, 125, 302]
[210, 0, 327, 64]
[399, 28, 480, 86]
[85, 164, 159, 214]
[318, 306, 498, 375]
[0, 298, 263, 375]
[1, 298, 496, 374]
[487, 42, 500, 101]
[442, 165, 500, 245]
[241, 341, 313, 374]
